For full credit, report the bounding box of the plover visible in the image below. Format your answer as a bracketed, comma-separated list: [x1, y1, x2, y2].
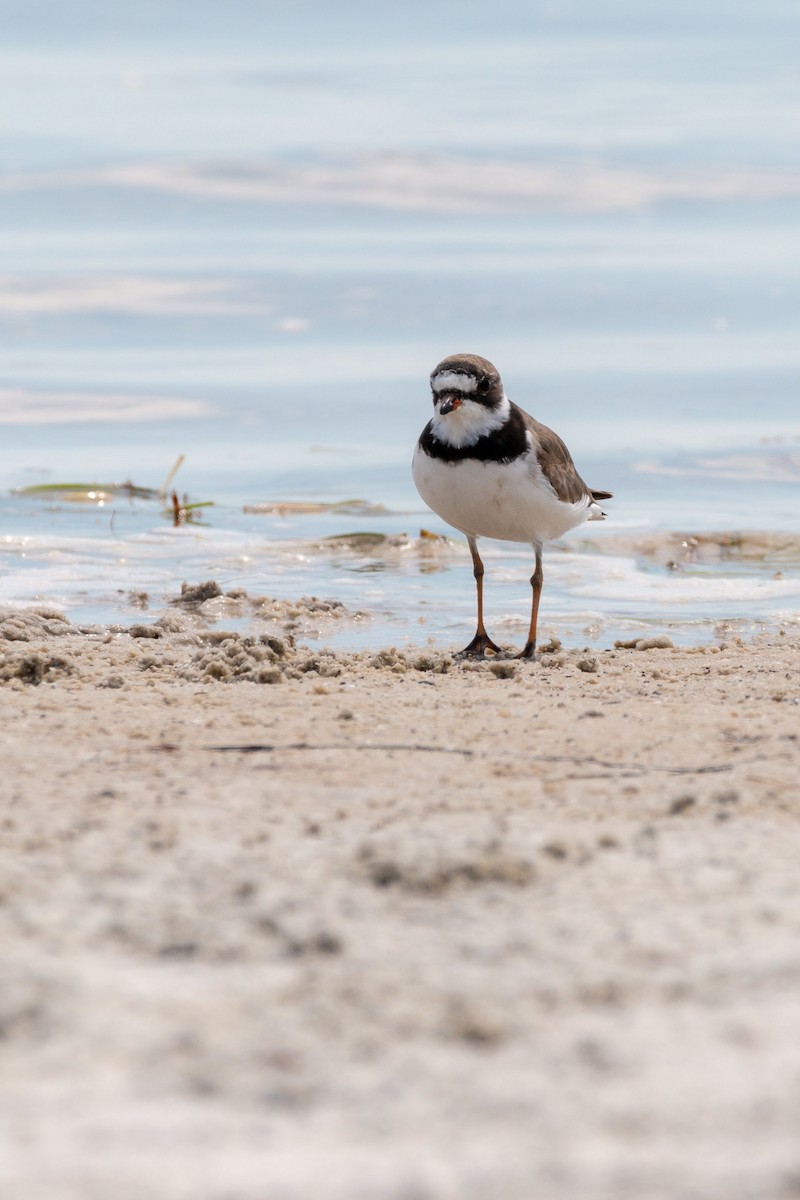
[412, 353, 612, 659]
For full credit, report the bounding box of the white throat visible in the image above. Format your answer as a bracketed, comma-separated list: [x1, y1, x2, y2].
[430, 392, 511, 449]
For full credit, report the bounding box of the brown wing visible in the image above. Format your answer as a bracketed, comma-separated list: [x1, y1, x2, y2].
[520, 409, 597, 504]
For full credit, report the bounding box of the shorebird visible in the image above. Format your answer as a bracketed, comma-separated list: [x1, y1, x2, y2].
[412, 353, 612, 658]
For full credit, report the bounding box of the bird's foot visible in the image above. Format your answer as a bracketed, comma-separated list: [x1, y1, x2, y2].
[515, 641, 537, 661]
[455, 631, 503, 659]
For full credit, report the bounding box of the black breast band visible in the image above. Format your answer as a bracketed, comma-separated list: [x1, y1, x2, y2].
[418, 405, 528, 464]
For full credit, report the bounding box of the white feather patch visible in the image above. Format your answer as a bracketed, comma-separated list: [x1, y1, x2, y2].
[431, 370, 478, 395]
[412, 442, 593, 543]
[431, 393, 511, 449]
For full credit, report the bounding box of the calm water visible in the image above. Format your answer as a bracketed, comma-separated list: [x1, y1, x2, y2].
[2, 0, 799, 648]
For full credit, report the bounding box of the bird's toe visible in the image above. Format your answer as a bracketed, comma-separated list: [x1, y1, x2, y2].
[456, 632, 503, 658]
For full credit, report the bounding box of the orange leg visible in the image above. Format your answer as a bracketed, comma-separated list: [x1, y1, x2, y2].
[517, 544, 543, 660]
[457, 536, 502, 657]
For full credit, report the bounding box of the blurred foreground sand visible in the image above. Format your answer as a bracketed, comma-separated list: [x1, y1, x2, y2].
[1, 606, 799, 1200]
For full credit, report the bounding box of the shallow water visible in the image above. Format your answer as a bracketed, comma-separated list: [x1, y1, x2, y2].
[2, 1, 799, 648]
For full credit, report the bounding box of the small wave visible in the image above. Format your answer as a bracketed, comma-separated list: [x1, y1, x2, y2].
[5, 155, 800, 215]
[0, 387, 213, 424]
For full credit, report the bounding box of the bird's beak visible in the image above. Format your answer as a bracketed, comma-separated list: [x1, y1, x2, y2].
[437, 393, 462, 415]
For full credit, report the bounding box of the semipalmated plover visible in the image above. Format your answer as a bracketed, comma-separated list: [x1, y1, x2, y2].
[412, 353, 612, 658]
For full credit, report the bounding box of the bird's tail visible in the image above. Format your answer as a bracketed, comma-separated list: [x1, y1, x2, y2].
[588, 488, 612, 521]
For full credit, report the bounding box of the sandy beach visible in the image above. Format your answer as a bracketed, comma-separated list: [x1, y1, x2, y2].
[2, 596, 799, 1199]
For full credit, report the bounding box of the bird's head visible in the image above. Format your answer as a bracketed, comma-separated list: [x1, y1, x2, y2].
[428, 354, 508, 447]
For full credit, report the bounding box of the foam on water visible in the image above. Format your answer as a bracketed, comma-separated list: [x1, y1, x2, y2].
[2, 484, 798, 649]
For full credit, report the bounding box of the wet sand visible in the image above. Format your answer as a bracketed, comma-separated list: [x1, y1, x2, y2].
[1, 601, 799, 1199]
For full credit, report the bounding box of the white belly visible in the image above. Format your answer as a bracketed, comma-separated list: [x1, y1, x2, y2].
[412, 446, 591, 544]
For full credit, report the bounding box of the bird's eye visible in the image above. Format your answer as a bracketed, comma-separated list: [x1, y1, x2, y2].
[478, 376, 491, 394]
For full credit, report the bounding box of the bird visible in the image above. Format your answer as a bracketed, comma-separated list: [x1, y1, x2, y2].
[412, 353, 612, 659]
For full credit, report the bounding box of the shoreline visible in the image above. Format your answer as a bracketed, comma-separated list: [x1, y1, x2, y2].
[2, 604, 800, 1197]
[1, 518, 799, 655]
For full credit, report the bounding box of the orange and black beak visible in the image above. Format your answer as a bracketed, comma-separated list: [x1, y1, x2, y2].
[437, 393, 463, 415]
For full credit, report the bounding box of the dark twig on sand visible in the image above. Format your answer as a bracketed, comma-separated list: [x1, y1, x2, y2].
[183, 742, 735, 777]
